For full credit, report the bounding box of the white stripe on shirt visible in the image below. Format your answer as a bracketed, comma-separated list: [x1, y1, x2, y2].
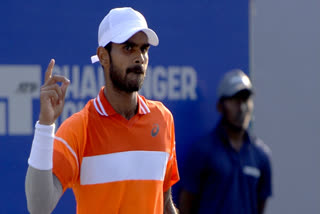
[54, 136, 79, 169]
[139, 96, 150, 113]
[80, 151, 169, 185]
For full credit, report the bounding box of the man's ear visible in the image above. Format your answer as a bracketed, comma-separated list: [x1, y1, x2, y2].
[97, 46, 110, 69]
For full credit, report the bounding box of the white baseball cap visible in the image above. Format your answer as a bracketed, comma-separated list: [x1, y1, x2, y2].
[217, 69, 253, 100]
[91, 7, 159, 63]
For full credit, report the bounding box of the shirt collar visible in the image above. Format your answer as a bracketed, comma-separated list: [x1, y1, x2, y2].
[93, 87, 151, 117]
[215, 119, 251, 147]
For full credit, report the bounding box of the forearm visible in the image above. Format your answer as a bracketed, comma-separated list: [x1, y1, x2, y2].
[25, 122, 62, 213]
[258, 200, 267, 214]
[164, 200, 178, 214]
[164, 188, 178, 214]
[25, 166, 62, 214]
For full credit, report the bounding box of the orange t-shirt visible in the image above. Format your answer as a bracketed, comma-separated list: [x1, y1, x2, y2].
[52, 87, 179, 214]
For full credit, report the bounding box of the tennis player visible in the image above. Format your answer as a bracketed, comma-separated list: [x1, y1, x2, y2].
[26, 7, 179, 214]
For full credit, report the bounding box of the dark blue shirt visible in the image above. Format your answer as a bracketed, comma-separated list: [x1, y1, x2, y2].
[181, 121, 272, 214]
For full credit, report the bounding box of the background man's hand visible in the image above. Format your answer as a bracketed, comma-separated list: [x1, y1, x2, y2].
[39, 59, 70, 125]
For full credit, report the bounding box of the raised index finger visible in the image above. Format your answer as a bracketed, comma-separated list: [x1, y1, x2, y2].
[48, 75, 70, 85]
[44, 59, 55, 83]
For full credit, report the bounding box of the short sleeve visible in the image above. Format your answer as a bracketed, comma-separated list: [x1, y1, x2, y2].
[257, 151, 273, 200]
[163, 116, 180, 192]
[52, 113, 86, 192]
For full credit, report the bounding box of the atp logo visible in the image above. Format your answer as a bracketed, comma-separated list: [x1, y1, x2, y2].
[0, 65, 41, 136]
[151, 124, 159, 137]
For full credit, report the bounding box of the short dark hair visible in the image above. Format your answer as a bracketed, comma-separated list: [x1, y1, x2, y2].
[104, 42, 112, 53]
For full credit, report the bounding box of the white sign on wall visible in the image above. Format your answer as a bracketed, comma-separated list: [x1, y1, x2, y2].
[0, 64, 198, 136]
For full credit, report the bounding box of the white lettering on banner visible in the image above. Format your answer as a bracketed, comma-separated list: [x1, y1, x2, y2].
[61, 101, 86, 123]
[152, 66, 167, 100]
[0, 103, 5, 135]
[53, 65, 104, 126]
[168, 67, 180, 100]
[181, 67, 198, 100]
[80, 66, 97, 99]
[0, 64, 197, 136]
[0, 65, 41, 135]
[140, 66, 198, 100]
[53, 65, 80, 99]
[53, 65, 105, 100]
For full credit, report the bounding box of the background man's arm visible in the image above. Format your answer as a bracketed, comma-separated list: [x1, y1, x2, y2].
[258, 199, 267, 214]
[25, 166, 62, 213]
[179, 189, 197, 214]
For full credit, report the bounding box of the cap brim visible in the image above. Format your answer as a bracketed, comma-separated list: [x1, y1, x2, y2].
[91, 27, 159, 64]
[226, 84, 253, 97]
[112, 27, 159, 46]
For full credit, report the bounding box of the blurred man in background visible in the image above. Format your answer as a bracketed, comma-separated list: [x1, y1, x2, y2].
[179, 69, 272, 214]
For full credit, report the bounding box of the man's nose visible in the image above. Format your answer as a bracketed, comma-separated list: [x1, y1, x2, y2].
[134, 51, 145, 64]
[240, 102, 248, 112]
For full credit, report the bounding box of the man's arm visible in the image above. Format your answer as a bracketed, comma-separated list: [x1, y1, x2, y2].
[25, 166, 63, 214]
[257, 200, 267, 214]
[164, 188, 179, 214]
[256, 138, 273, 214]
[25, 59, 69, 213]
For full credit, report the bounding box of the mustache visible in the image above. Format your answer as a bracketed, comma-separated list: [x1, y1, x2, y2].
[126, 65, 144, 74]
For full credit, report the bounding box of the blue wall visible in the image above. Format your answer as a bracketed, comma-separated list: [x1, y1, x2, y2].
[0, 0, 249, 213]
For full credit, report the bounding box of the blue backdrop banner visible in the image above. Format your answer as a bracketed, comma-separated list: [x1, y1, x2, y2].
[0, 0, 249, 213]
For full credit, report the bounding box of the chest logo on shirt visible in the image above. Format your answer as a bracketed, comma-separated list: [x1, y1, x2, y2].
[151, 124, 160, 137]
[243, 166, 261, 178]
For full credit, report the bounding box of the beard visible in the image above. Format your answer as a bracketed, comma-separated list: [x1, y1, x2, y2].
[109, 62, 145, 93]
[222, 117, 245, 132]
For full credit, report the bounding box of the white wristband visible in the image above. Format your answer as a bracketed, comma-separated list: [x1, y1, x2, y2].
[28, 121, 56, 170]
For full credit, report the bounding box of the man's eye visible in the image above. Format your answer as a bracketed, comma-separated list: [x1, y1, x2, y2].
[124, 45, 132, 51]
[141, 46, 150, 53]
[141, 47, 148, 53]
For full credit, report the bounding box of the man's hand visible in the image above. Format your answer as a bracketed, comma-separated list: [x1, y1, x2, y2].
[39, 59, 70, 125]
